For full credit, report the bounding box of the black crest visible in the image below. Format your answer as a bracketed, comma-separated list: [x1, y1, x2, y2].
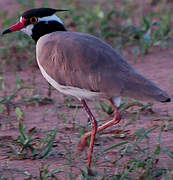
[22, 8, 68, 18]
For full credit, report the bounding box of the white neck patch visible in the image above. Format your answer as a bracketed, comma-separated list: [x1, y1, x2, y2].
[38, 14, 63, 25]
[21, 24, 34, 36]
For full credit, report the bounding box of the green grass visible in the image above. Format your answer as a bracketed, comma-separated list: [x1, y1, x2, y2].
[7, 120, 58, 160]
[62, 0, 173, 56]
[1, 0, 173, 63]
[0, 0, 172, 179]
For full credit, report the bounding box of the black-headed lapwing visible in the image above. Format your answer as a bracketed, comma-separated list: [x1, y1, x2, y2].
[2, 8, 171, 172]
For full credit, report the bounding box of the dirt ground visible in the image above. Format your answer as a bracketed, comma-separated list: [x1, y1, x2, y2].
[0, 1, 173, 179]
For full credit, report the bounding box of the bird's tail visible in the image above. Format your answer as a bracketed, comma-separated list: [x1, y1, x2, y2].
[123, 72, 171, 103]
[152, 86, 171, 103]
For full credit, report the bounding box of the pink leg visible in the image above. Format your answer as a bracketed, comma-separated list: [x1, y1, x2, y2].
[81, 99, 98, 168]
[78, 99, 121, 152]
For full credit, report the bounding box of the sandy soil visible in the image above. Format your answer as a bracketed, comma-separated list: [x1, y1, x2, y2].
[0, 1, 173, 179]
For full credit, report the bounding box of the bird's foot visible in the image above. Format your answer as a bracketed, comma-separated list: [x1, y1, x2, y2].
[78, 133, 90, 152]
[87, 167, 95, 176]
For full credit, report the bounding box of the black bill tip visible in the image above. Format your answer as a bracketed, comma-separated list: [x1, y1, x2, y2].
[2, 29, 12, 35]
[160, 97, 171, 103]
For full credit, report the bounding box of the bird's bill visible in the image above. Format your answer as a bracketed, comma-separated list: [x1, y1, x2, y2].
[2, 18, 26, 35]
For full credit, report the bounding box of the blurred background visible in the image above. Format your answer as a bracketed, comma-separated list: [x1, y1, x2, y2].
[1, 0, 173, 61]
[0, 0, 173, 179]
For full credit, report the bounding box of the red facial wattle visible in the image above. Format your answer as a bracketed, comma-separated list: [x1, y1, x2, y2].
[2, 17, 27, 34]
[9, 17, 27, 32]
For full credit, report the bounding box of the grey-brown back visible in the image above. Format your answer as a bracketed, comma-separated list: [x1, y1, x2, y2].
[36, 31, 170, 102]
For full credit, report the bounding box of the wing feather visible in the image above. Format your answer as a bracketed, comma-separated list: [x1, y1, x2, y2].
[37, 31, 170, 101]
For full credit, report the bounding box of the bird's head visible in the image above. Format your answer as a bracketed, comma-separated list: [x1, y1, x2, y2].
[2, 8, 67, 42]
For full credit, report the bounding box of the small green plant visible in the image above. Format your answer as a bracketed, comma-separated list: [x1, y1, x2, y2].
[0, 86, 31, 116]
[17, 120, 36, 155]
[65, 98, 83, 109]
[130, 13, 172, 55]
[39, 127, 58, 159]
[13, 120, 58, 159]
[15, 107, 24, 120]
[99, 100, 114, 115]
[22, 94, 54, 106]
[39, 164, 63, 180]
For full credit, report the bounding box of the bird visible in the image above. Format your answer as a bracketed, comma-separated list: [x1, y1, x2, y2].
[2, 8, 171, 173]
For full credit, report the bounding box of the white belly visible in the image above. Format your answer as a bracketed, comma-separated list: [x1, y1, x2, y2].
[36, 58, 102, 100]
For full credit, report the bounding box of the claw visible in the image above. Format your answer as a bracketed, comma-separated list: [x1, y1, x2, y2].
[78, 134, 89, 152]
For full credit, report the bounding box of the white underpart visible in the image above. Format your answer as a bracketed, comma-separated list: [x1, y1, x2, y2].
[37, 56, 122, 103]
[113, 96, 121, 107]
[37, 60, 102, 100]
